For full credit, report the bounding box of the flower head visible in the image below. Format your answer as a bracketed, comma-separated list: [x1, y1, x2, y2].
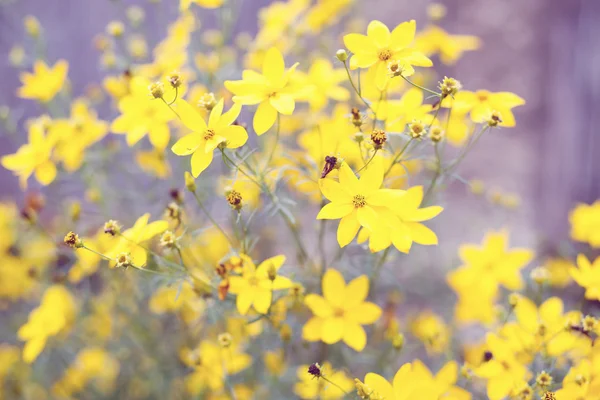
[171, 99, 248, 177]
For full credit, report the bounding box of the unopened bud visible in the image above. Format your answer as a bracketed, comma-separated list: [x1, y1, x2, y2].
[336, 49, 348, 62]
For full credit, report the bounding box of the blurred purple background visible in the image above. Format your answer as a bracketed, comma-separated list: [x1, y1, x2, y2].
[0, 0, 598, 250]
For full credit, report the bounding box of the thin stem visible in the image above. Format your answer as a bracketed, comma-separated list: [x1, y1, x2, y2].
[161, 98, 181, 119]
[321, 376, 349, 395]
[82, 245, 112, 261]
[357, 149, 378, 173]
[192, 191, 236, 248]
[384, 138, 413, 177]
[400, 75, 441, 97]
[370, 247, 391, 293]
[343, 60, 374, 112]
[265, 113, 280, 172]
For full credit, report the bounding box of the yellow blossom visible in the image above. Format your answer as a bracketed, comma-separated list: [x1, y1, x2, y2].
[171, 98, 248, 177]
[343, 20, 432, 89]
[225, 47, 305, 135]
[302, 269, 381, 351]
[17, 60, 68, 102]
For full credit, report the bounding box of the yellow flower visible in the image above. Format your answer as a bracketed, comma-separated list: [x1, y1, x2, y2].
[302, 269, 381, 351]
[228, 254, 292, 315]
[149, 282, 205, 324]
[383, 88, 435, 131]
[294, 58, 349, 110]
[17, 60, 68, 102]
[317, 156, 399, 247]
[475, 333, 528, 400]
[570, 254, 600, 300]
[570, 201, 600, 247]
[544, 257, 574, 288]
[17, 285, 77, 363]
[452, 231, 534, 291]
[513, 296, 586, 357]
[343, 20, 432, 89]
[183, 339, 251, 395]
[356, 362, 440, 400]
[358, 185, 443, 253]
[111, 76, 174, 150]
[410, 311, 451, 354]
[555, 360, 593, 399]
[53, 347, 120, 398]
[225, 47, 304, 135]
[135, 149, 171, 178]
[106, 213, 169, 268]
[50, 99, 108, 172]
[1, 120, 57, 188]
[447, 90, 525, 127]
[415, 25, 481, 65]
[294, 362, 354, 399]
[171, 98, 247, 177]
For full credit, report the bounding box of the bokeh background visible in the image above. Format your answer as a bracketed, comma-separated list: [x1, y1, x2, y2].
[1, 0, 598, 247]
[0, 0, 599, 394]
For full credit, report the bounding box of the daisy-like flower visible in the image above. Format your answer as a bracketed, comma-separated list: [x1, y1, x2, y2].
[171, 98, 248, 177]
[228, 254, 293, 315]
[343, 20, 432, 90]
[224, 47, 304, 135]
[445, 90, 525, 127]
[358, 186, 443, 253]
[1, 120, 57, 188]
[17, 60, 68, 102]
[317, 156, 399, 248]
[302, 269, 381, 351]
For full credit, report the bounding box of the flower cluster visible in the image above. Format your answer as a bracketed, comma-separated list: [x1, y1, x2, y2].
[0, 1, 592, 400]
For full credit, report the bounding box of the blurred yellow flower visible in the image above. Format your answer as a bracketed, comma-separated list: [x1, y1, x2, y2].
[303, 269, 381, 351]
[294, 362, 353, 399]
[228, 254, 292, 315]
[111, 76, 174, 150]
[106, 213, 169, 268]
[180, 0, 223, 10]
[17, 60, 68, 102]
[18, 285, 77, 363]
[415, 25, 481, 65]
[225, 47, 305, 135]
[447, 90, 525, 127]
[1, 120, 57, 188]
[570, 201, 600, 248]
[571, 254, 600, 300]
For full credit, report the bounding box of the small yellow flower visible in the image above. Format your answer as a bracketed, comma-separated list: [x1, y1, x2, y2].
[171, 99, 248, 177]
[343, 20, 432, 89]
[302, 269, 381, 351]
[228, 254, 292, 315]
[225, 47, 305, 135]
[17, 60, 68, 102]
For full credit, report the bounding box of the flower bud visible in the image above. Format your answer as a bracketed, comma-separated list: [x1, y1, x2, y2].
[185, 171, 196, 193]
[148, 82, 165, 99]
[104, 220, 121, 236]
[106, 21, 125, 37]
[218, 333, 233, 348]
[335, 49, 348, 62]
[64, 231, 83, 248]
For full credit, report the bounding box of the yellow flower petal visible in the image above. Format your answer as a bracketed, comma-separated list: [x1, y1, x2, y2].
[253, 101, 278, 135]
[190, 148, 213, 177]
[171, 133, 202, 155]
[337, 212, 360, 247]
[367, 20, 390, 48]
[317, 202, 354, 220]
[343, 323, 366, 351]
[321, 317, 344, 344]
[304, 294, 333, 318]
[390, 20, 416, 50]
[322, 269, 346, 308]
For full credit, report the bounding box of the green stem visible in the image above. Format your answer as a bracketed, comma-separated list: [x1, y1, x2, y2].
[357, 149, 378, 173]
[400, 75, 441, 97]
[321, 376, 349, 395]
[265, 113, 280, 172]
[192, 191, 236, 248]
[384, 138, 413, 177]
[343, 60, 374, 113]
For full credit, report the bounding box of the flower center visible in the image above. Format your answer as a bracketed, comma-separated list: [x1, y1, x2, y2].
[334, 308, 345, 317]
[378, 49, 392, 61]
[352, 194, 366, 208]
[204, 129, 215, 140]
[476, 90, 490, 102]
[248, 276, 259, 286]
